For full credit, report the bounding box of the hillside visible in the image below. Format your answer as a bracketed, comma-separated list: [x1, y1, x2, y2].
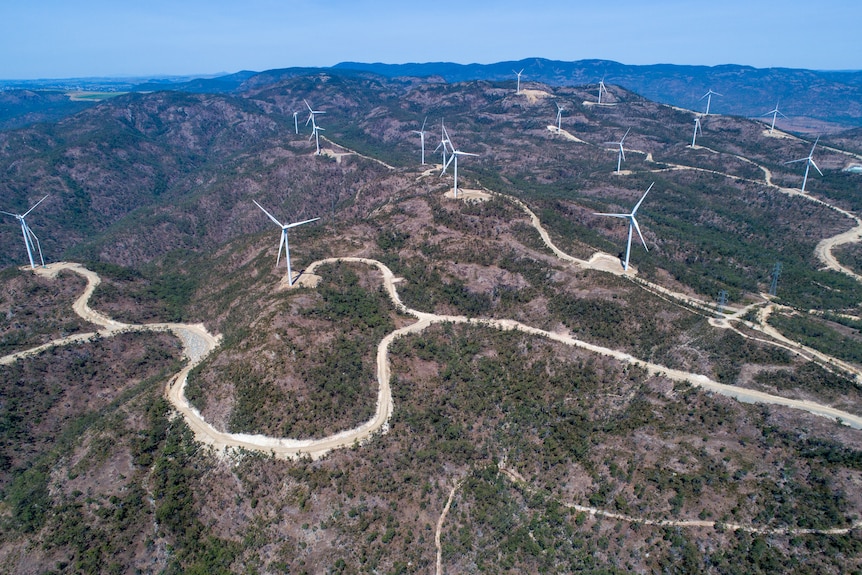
[335, 58, 862, 128]
[3, 72, 862, 573]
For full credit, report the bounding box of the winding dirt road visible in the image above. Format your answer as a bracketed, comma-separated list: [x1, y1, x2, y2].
[8, 249, 862, 467]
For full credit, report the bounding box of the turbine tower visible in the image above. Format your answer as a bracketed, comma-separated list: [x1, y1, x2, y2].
[444, 149, 479, 199]
[253, 200, 320, 286]
[293, 111, 299, 134]
[785, 137, 822, 192]
[606, 128, 631, 173]
[412, 116, 428, 165]
[1, 195, 48, 269]
[763, 101, 786, 134]
[594, 183, 654, 271]
[700, 89, 722, 115]
[598, 76, 608, 104]
[691, 116, 703, 147]
[513, 68, 524, 94]
[555, 102, 565, 134]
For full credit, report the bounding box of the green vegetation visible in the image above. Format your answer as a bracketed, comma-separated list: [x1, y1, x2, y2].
[768, 312, 862, 365]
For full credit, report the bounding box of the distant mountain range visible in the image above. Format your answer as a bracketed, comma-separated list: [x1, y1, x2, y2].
[1, 58, 861, 129]
[332, 59, 862, 129]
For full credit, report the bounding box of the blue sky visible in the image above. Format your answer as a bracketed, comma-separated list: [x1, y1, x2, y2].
[1, 0, 858, 79]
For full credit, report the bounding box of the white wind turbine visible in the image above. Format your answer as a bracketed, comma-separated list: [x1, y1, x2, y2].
[691, 115, 703, 147]
[594, 183, 654, 271]
[444, 149, 479, 199]
[763, 101, 786, 134]
[598, 76, 608, 104]
[293, 111, 299, 134]
[785, 137, 822, 193]
[700, 89, 722, 115]
[412, 116, 428, 165]
[607, 128, 631, 173]
[253, 200, 320, 286]
[555, 102, 565, 134]
[513, 68, 524, 94]
[1, 195, 48, 269]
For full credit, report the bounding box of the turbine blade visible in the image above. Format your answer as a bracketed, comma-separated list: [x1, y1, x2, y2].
[22, 195, 49, 218]
[421, 116, 427, 131]
[593, 212, 630, 218]
[253, 200, 284, 227]
[285, 217, 321, 229]
[632, 217, 648, 251]
[784, 157, 807, 165]
[0, 210, 18, 218]
[621, 127, 630, 142]
[276, 230, 286, 266]
[304, 99, 313, 112]
[632, 183, 654, 214]
[25, 225, 40, 243]
[810, 159, 823, 176]
[444, 154, 455, 171]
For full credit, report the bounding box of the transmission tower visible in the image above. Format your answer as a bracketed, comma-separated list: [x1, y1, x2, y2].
[769, 262, 782, 296]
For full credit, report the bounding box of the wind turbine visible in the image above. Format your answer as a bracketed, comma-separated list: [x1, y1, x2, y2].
[763, 101, 786, 134]
[555, 102, 565, 134]
[444, 149, 479, 199]
[784, 137, 822, 193]
[594, 183, 654, 271]
[304, 100, 326, 155]
[513, 68, 524, 94]
[412, 116, 428, 165]
[1, 195, 48, 269]
[598, 76, 608, 104]
[606, 128, 630, 173]
[293, 111, 299, 134]
[253, 200, 320, 286]
[700, 89, 722, 115]
[691, 115, 703, 147]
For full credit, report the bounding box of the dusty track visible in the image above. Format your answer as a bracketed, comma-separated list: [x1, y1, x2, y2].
[7, 248, 862, 466]
[499, 467, 862, 536]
